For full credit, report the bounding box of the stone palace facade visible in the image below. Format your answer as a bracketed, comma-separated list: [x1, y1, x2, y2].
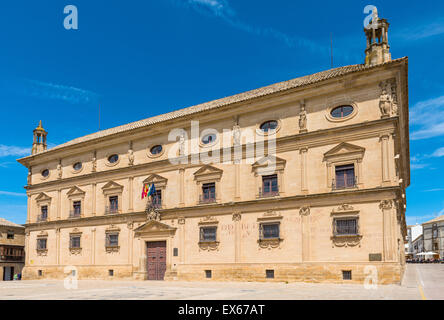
[18, 13, 410, 284]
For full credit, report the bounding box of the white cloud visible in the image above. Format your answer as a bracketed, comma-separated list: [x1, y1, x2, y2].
[396, 20, 444, 41]
[410, 95, 444, 140]
[0, 191, 26, 197]
[0, 145, 29, 157]
[23, 80, 99, 105]
[431, 147, 444, 158]
[410, 163, 428, 170]
[171, 0, 330, 56]
[422, 188, 444, 192]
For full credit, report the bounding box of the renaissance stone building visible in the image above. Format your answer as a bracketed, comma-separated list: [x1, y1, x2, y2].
[422, 215, 444, 259]
[18, 13, 410, 283]
[0, 218, 25, 281]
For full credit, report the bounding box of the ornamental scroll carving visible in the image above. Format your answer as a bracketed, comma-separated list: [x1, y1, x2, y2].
[198, 241, 219, 252]
[232, 212, 241, 222]
[330, 235, 362, 248]
[299, 206, 310, 216]
[379, 200, 394, 210]
[258, 238, 282, 250]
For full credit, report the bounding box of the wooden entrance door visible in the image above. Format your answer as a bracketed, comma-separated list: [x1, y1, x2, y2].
[146, 241, 166, 280]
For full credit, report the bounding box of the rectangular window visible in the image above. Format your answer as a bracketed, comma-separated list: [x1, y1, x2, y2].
[260, 223, 280, 239]
[106, 233, 119, 247]
[201, 183, 216, 203]
[37, 238, 47, 250]
[173, 248, 178, 257]
[342, 270, 352, 280]
[7, 232, 14, 239]
[335, 218, 358, 236]
[335, 164, 355, 189]
[109, 270, 114, 277]
[109, 196, 119, 213]
[73, 201, 81, 216]
[41, 205, 48, 220]
[70, 235, 81, 249]
[266, 270, 275, 279]
[200, 226, 217, 242]
[262, 174, 278, 196]
[153, 190, 162, 208]
[205, 270, 212, 278]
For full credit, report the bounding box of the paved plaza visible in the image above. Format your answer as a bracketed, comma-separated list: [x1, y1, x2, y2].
[0, 264, 442, 300]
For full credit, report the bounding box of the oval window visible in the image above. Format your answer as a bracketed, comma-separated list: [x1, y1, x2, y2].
[41, 169, 49, 177]
[331, 105, 354, 118]
[260, 120, 278, 132]
[108, 154, 119, 164]
[201, 133, 217, 145]
[73, 162, 82, 171]
[150, 145, 163, 155]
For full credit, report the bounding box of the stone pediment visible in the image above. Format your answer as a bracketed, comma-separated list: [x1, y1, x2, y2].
[252, 155, 286, 174]
[194, 165, 223, 182]
[134, 220, 176, 236]
[67, 186, 85, 198]
[143, 174, 168, 188]
[102, 181, 123, 194]
[324, 142, 365, 159]
[35, 192, 51, 203]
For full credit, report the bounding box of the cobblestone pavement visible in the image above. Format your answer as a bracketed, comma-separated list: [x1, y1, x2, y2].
[0, 264, 442, 300]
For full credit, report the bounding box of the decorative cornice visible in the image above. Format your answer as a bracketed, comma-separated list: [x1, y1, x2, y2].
[24, 118, 398, 191]
[24, 186, 404, 232]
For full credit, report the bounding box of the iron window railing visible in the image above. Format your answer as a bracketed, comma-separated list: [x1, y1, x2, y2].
[259, 223, 280, 240]
[37, 214, 48, 222]
[106, 233, 119, 247]
[334, 218, 359, 236]
[69, 210, 81, 218]
[258, 187, 280, 198]
[199, 194, 217, 204]
[332, 176, 358, 190]
[105, 206, 120, 215]
[199, 227, 217, 242]
[37, 239, 47, 250]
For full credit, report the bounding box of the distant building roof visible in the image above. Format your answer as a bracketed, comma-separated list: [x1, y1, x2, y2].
[0, 218, 24, 229]
[423, 215, 444, 224]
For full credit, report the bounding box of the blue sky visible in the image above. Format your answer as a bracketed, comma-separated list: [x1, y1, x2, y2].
[0, 0, 443, 225]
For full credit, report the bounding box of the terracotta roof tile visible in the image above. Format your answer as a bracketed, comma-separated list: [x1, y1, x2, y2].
[20, 57, 407, 159]
[0, 218, 24, 228]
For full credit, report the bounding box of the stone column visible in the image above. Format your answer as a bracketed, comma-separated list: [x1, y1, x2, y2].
[56, 228, 60, 265]
[92, 183, 96, 216]
[128, 177, 134, 212]
[380, 200, 395, 261]
[233, 212, 242, 263]
[380, 134, 390, 185]
[91, 228, 96, 265]
[179, 168, 185, 207]
[25, 231, 30, 265]
[300, 207, 311, 262]
[178, 217, 185, 264]
[57, 189, 61, 220]
[127, 222, 134, 267]
[300, 148, 308, 193]
[26, 195, 31, 224]
[235, 164, 241, 200]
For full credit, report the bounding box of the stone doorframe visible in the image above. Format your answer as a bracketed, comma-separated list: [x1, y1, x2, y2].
[132, 220, 176, 280]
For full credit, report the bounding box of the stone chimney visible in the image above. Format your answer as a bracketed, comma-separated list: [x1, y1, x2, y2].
[364, 8, 391, 66]
[31, 120, 47, 155]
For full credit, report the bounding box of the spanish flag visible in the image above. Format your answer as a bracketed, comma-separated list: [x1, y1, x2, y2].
[141, 183, 156, 199]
